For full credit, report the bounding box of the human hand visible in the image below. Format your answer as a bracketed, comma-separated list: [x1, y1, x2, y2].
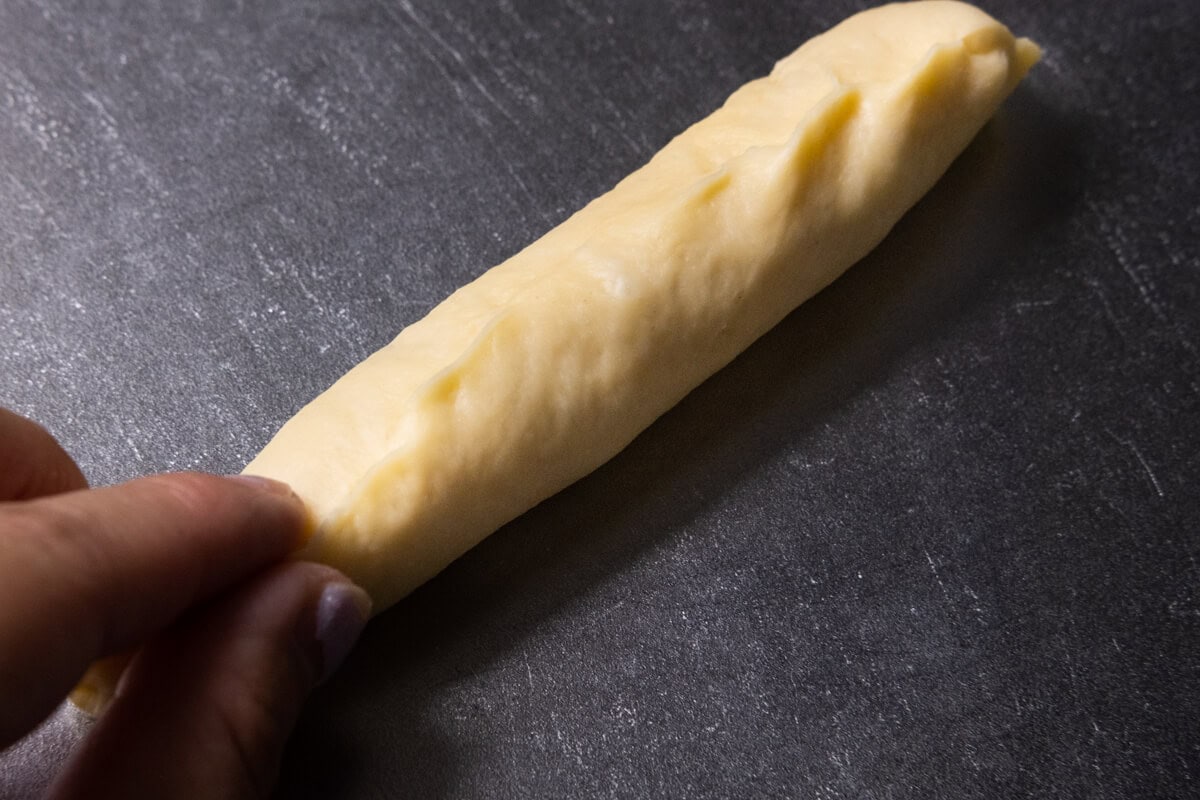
[0, 408, 371, 798]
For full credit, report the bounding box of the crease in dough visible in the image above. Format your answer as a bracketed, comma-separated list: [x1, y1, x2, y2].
[245, 0, 1040, 610]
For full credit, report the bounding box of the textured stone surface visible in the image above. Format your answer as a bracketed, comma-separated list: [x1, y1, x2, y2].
[1, 1, 1197, 797]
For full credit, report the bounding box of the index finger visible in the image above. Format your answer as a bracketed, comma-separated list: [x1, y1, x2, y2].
[0, 472, 309, 745]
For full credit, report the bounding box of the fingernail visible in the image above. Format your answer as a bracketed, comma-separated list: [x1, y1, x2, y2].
[226, 474, 296, 497]
[313, 582, 372, 683]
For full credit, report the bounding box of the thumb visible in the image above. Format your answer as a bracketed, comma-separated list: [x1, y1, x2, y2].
[46, 563, 371, 800]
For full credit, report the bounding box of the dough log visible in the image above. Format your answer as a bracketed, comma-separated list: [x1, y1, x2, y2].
[246, 1, 1039, 611]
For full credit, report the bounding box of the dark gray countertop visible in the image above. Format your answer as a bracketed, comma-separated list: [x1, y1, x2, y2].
[2, 0, 1197, 797]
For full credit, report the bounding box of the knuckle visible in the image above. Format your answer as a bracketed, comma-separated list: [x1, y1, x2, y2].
[8, 500, 101, 569]
[211, 665, 302, 798]
[0, 501, 114, 644]
[0, 502, 46, 540]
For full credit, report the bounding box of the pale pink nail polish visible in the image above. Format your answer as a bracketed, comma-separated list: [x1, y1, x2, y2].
[313, 583, 372, 683]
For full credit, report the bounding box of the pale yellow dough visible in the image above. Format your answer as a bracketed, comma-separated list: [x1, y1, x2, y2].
[246, 1, 1039, 611]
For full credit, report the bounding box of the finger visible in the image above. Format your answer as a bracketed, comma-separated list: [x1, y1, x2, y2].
[48, 563, 371, 800]
[0, 408, 88, 500]
[0, 473, 309, 746]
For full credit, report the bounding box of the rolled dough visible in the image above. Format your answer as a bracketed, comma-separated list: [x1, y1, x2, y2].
[245, 1, 1039, 611]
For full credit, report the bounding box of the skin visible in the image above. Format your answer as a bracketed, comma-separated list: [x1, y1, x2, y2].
[0, 408, 370, 798]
